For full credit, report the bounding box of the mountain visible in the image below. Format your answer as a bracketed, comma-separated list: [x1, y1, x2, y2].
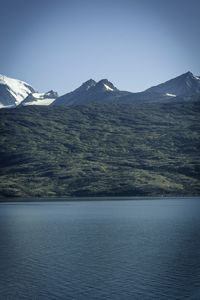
[53, 73, 200, 107]
[0, 75, 59, 108]
[145, 71, 200, 96]
[0, 74, 35, 108]
[1, 72, 200, 109]
[52, 79, 130, 106]
[21, 90, 58, 106]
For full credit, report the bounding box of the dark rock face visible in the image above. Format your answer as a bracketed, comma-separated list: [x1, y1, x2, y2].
[45, 90, 59, 98]
[145, 72, 200, 96]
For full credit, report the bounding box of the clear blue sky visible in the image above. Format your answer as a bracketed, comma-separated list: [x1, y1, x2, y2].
[0, 0, 199, 95]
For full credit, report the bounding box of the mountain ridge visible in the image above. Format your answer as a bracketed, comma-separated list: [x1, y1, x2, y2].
[0, 71, 200, 108]
[145, 71, 200, 96]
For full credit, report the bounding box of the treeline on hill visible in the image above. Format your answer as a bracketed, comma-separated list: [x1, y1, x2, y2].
[0, 100, 200, 198]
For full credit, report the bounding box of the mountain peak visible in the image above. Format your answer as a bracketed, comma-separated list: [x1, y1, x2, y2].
[0, 74, 35, 107]
[182, 71, 196, 79]
[185, 71, 193, 76]
[145, 71, 200, 97]
[80, 79, 96, 91]
[95, 79, 117, 92]
[181, 71, 200, 80]
[183, 71, 200, 80]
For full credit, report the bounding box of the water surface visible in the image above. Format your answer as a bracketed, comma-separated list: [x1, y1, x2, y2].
[0, 197, 200, 299]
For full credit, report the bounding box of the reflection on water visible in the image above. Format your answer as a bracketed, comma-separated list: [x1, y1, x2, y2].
[0, 198, 200, 299]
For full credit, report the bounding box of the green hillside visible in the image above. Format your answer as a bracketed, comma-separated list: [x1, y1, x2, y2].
[0, 101, 200, 198]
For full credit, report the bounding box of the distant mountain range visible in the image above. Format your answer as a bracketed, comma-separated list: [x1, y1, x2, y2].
[0, 71, 200, 108]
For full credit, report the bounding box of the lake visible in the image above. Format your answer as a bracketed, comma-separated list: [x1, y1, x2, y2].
[0, 198, 200, 299]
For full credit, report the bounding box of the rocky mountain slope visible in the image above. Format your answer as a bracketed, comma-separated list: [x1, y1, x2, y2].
[145, 71, 200, 96]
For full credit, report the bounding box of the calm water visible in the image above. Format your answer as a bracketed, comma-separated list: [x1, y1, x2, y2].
[0, 198, 200, 299]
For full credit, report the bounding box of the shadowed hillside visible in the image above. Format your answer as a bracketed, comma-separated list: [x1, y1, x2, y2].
[0, 100, 200, 198]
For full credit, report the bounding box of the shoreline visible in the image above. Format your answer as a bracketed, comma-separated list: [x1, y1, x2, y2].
[0, 195, 200, 203]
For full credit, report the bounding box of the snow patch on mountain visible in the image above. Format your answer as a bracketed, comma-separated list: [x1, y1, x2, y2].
[21, 90, 58, 106]
[0, 103, 15, 109]
[165, 93, 176, 97]
[23, 99, 55, 106]
[104, 84, 114, 91]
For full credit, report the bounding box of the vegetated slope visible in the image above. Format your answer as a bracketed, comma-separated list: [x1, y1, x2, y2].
[0, 100, 199, 198]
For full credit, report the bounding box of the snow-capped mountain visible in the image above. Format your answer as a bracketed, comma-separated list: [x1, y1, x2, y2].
[53, 79, 130, 106]
[0, 74, 58, 108]
[0, 72, 200, 109]
[21, 90, 58, 106]
[93, 79, 118, 92]
[145, 71, 200, 97]
[0, 74, 35, 108]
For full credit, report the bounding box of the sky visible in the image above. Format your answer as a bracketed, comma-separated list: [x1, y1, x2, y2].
[0, 0, 200, 95]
